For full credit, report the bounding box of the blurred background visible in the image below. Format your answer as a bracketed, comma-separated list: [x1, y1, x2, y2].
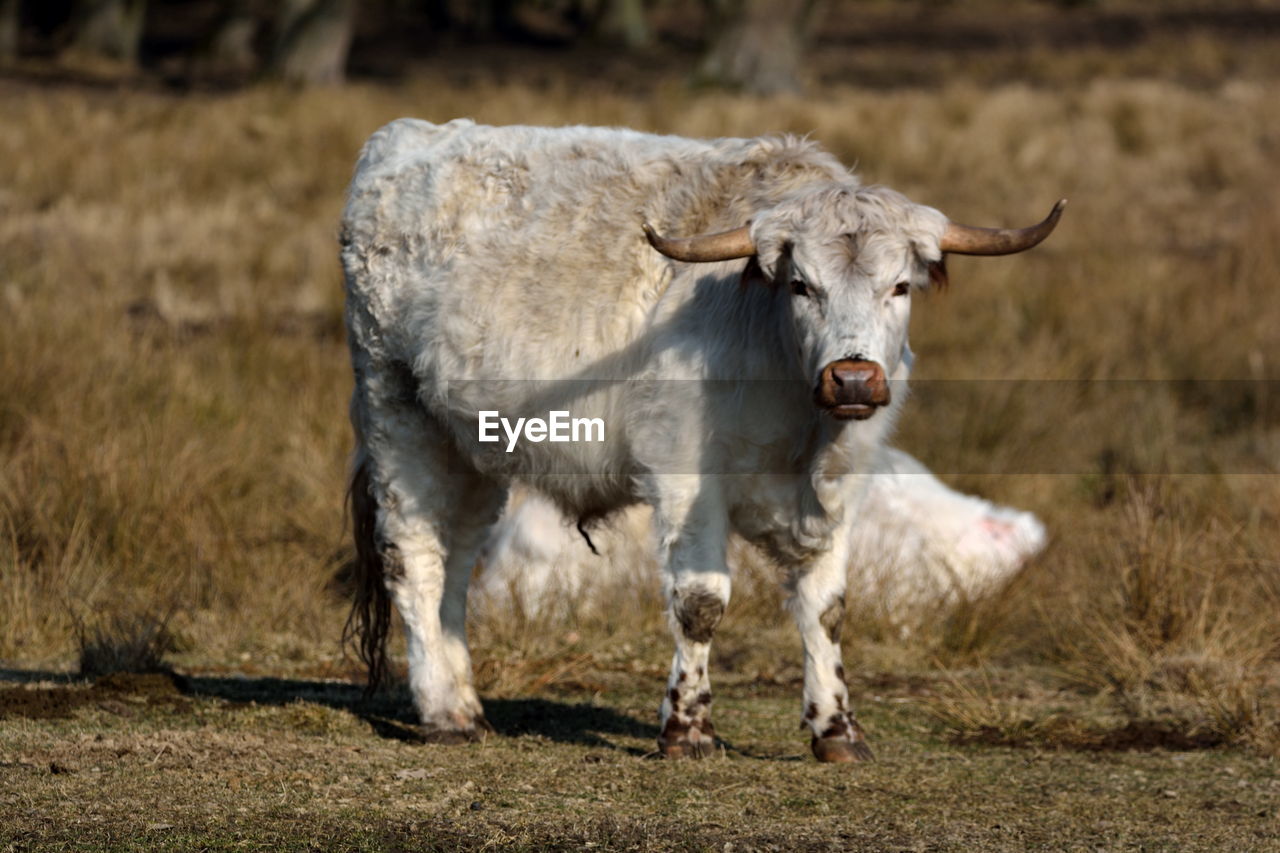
[8, 1, 1280, 92]
[1, 0, 1278, 753]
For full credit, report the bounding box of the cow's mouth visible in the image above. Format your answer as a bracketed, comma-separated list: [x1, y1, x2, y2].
[828, 403, 877, 421]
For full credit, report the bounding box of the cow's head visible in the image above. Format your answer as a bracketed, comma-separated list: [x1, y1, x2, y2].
[644, 189, 1064, 421]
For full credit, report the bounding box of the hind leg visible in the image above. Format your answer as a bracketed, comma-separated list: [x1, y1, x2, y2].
[437, 473, 507, 729]
[352, 362, 505, 739]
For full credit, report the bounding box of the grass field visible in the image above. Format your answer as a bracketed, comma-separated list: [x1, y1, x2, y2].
[2, 2, 1280, 848]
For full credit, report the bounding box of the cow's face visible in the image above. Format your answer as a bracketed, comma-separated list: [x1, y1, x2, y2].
[643, 186, 1064, 422]
[752, 187, 946, 421]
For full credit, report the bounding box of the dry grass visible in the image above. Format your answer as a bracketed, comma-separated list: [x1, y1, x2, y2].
[2, 3, 1280, 778]
[74, 610, 179, 678]
[924, 479, 1280, 755]
[4, 673, 1276, 851]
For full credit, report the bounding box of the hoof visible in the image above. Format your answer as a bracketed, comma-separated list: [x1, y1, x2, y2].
[811, 735, 874, 763]
[418, 714, 494, 745]
[658, 722, 718, 759]
[659, 736, 717, 759]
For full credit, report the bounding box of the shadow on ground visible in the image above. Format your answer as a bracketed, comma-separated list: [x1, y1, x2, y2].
[0, 668, 657, 752]
[187, 672, 659, 751]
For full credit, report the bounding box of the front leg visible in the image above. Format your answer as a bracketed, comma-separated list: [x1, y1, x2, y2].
[659, 582, 726, 758]
[654, 484, 729, 759]
[786, 543, 874, 763]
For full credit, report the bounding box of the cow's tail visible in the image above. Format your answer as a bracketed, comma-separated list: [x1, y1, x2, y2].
[343, 455, 391, 694]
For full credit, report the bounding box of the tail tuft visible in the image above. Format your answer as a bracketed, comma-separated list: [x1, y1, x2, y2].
[343, 457, 392, 694]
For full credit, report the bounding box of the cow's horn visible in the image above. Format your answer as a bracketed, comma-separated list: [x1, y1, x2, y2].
[940, 199, 1067, 256]
[642, 222, 756, 262]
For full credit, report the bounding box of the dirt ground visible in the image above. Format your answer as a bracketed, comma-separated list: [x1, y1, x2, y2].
[2, 667, 1278, 851]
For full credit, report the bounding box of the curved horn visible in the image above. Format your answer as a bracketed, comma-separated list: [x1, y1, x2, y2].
[941, 199, 1067, 256]
[642, 221, 756, 262]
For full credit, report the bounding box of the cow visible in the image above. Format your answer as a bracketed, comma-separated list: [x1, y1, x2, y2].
[339, 118, 1064, 762]
[474, 449, 1047, 622]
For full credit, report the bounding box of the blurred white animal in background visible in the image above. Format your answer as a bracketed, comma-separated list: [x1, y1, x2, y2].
[475, 447, 1046, 622]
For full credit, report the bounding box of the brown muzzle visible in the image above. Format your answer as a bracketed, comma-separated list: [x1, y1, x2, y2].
[815, 360, 890, 420]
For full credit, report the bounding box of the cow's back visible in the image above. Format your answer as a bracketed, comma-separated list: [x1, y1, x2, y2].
[341, 121, 848, 379]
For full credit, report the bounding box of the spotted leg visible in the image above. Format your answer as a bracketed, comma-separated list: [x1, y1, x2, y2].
[786, 538, 874, 763]
[654, 483, 729, 759]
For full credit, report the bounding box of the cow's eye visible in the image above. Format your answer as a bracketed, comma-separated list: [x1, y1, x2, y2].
[791, 279, 810, 297]
[893, 281, 910, 297]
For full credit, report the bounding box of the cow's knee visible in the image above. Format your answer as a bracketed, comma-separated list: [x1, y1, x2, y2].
[672, 586, 726, 644]
[819, 595, 845, 644]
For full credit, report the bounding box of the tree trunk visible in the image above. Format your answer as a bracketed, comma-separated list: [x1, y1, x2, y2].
[68, 0, 146, 65]
[446, 0, 518, 38]
[570, 0, 651, 49]
[696, 0, 823, 95]
[268, 0, 355, 86]
[0, 0, 18, 64]
[198, 0, 257, 77]
[599, 0, 650, 49]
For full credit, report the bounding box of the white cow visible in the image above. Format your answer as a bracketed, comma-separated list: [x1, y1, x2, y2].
[340, 118, 1063, 761]
[474, 448, 1047, 622]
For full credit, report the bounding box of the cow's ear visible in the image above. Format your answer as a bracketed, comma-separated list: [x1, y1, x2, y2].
[928, 256, 949, 291]
[739, 255, 769, 291]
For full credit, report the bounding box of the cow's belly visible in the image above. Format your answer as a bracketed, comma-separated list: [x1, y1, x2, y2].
[434, 385, 638, 516]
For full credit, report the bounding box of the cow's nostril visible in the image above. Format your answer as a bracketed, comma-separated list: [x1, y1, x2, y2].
[817, 359, 889, 417]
